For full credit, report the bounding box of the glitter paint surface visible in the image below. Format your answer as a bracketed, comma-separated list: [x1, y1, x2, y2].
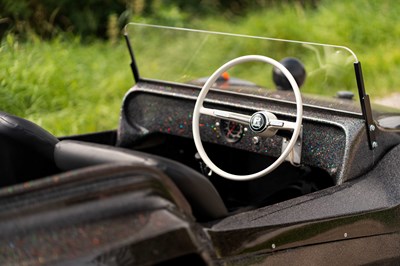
[0, 210, 192, 265]
[118, 82, 400, 184]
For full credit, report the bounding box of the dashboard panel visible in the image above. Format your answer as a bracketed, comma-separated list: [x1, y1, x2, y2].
[117, 81, 378, 184]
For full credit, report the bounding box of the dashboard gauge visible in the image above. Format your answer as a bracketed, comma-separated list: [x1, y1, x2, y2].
[220, 119, 244, 143]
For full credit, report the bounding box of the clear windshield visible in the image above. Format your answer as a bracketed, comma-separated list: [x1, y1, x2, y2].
[125, 23, 361, 114]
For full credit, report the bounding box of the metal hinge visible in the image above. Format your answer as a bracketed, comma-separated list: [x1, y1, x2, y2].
[282, 126, 302, 166]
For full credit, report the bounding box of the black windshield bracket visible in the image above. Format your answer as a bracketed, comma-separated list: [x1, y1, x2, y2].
[124, 33, 140, 83]
[354, 62, 377, 150]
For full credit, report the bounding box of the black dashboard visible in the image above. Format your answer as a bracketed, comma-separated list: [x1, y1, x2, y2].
[118, 81, 381, 183]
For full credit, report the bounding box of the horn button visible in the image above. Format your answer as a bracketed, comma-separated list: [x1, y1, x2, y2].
[250, 111, 278, 137]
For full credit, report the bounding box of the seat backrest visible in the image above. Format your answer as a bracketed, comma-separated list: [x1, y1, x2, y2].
[0, 111, 59, 160]
[0, 112, 59, 185]
[54, 140, 228, 220]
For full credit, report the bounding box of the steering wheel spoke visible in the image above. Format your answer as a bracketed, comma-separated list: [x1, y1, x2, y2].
[268, 119, 297, 131]
[200, 107, 251, 124]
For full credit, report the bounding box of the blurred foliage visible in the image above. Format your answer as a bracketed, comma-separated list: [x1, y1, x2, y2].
[0, 0, 128, 40]
[0, 0, 319, 40]
[0, 33, 131, 135]
[1, 0, 399, 135]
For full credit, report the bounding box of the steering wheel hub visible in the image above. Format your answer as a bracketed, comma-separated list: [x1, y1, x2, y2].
[250, 112, 268, 132]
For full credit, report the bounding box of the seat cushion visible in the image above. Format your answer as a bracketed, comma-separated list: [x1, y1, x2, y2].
[54, 140, 228, 220]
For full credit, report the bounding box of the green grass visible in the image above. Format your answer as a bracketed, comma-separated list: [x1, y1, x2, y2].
[0, 35, 131, 136]
[196, 0, 400, 98]
[1, 0, 399, 136]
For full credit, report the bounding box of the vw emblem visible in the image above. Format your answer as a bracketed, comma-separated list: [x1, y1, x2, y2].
[250, 112, 267, 132]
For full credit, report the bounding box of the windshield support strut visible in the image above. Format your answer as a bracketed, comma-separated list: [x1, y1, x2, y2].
[124, 34, 140, 83]
[354, 62, 377, 150]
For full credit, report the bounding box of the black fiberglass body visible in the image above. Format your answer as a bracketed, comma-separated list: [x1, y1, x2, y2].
[1, 23, 400, 265]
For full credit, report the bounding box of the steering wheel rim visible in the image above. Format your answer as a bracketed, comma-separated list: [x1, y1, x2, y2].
[192, 55, 303, 181]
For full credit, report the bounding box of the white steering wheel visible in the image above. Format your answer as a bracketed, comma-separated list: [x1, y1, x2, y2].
[192, 55, 303, 181]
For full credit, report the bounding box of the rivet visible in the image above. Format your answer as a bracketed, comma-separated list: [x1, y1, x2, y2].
[344, 233, 348, 238]
[372, 141, 378, 149]
[369, 125, 375, 132]
[252, 136, 260, 145]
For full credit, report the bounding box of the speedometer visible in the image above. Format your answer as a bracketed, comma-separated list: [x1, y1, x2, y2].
[220, 120, 244, 143]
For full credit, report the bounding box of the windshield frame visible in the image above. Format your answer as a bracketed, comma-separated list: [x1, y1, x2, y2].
[123, 22, 376, 149]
